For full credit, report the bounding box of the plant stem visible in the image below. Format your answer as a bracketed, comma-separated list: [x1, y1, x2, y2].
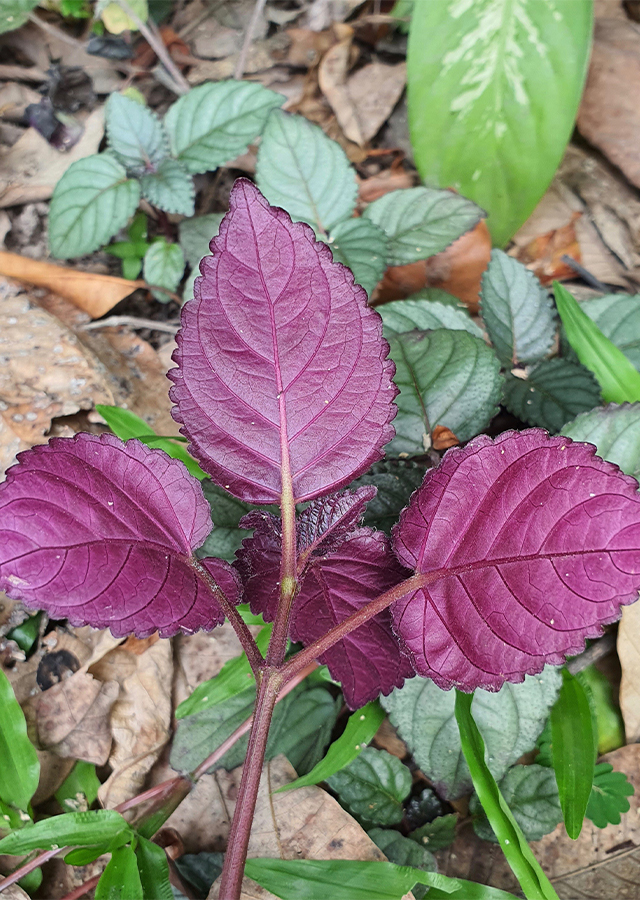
[114, 0, 190, 96]
[190, 558, 264, 676]
[217, 671, 280, 899]
[266, 445, 298, 666]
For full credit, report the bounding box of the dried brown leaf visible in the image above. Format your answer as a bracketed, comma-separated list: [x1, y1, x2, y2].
[318, 34, 362, 144]
[344, 62, 406, 145]
[619, 603, 640, 742]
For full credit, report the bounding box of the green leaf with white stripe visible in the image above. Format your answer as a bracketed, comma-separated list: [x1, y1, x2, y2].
[407, 0, 593, 246]
[142, 238, 185, 303]
[387, 328, 502, 453]
[164, 82, 283, 175]
[363, 186, 484, 266]
[379, 297, 483, 338]
[503, 359, 601, 433]
[49, 154, 140, 258]
[328, 218, 387, 295]
[580, 294, 640, 371]
[140, 158, 194, 216]
[256, 108, 357, 233]
[562, 403, 640, 480]
[105, 92, 168, 175]
[480, 250, 556, 364]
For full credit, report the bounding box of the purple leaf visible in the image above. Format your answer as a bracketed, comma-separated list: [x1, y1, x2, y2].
[169, 179, 397, 504]
[291, 530, 414, 709]
[0, 434, 239, 638]
[391, 429, 640, 692]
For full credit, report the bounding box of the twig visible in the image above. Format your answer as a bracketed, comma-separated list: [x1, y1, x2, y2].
[114, 0, 190, 95]
[59, 873, 101, 900]
[567, 632, 617, 675]
[560, 255, 613, 293]
[81, 316, 180, 334]
[233, 0, 268, 80]
[28, 12, 87, 51]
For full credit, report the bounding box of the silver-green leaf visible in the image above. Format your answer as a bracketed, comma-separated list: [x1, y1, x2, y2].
[142, 239, 185, 303]
[164, 81, 283, 175]
[328, 218, 388, 296]
[471, 765, 562, 843]
[362, 186, 484, 267]
[256, 108, 358, 233]
[580, 294, 640, 371]
[105, 92, 168, 175]
[503, 359, 601, 433]
[49, 154, 140, 259]
[327, 748, 412, 826]
[562, 402, 640, 480]
[379, 297, 483, 338]
[179, 212, 224, 301]
[0, 0, 38, 34]
[140, 158, 195, 216]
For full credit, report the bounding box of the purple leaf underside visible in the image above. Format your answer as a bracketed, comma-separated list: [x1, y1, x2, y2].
[392, 429, 640, 692]
[169, 179, 397, 505]
[0, 434, 239, 638]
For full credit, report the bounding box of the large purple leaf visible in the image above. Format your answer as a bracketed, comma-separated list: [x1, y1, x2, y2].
[391, 429, 640, 692]
[0, 434, 239, 638]
[169, 179, 397, 504]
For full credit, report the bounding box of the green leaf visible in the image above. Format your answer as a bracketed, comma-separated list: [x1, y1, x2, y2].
[256, 108, 358, 233]
[580, 294, 640, 371]
[455, 692, 559, 900]
[471, 765, 562, 843]
[554, 282, 640, 402]
[408, 813, 457, 851]
[327, 747, 411, 826]
[95, 405, 206, 480]
[379, 297, 483, 338]
[140, 158, 195, 216]
[381, 667, 561, 800]
[550, 669, 597, 840]
[425, 886, 521, 900]
[328, 218, 388, 296]
[49, 154, 141, 258]
[277, 701, 386, 792]
[480, 251, 556, 364]
[95, 844, 143, 900]
[7, 611, 41, 654]
[387, 328, 502, 452]
[349, 459, 427, 534]
[585, 762, 634, 828]
[171, 686, 255, 774]
[0, 669, 39, 812]
[128, 211, 147, 245]
[55, 761, 100, 813]
[134, 836, 173, 900]
[369, 828, 436, 899]
[244, 858, 465, 900]
[122, 257, 143, 280]
[105, 93, 168, 175]
[176, 626, 272, 718]
[502, 360, 601, 433]
[562, 403, 640, 481]
[0, 0, 38, 33]
[407, 0, 593, 246]
[142, 238, 185, 302]
[164, 82, 283, 175]
[179, 213, 224, 268]
[196, 480, 261, 561]
[363, 187, 484, 266]
[174, 852, 224, 896]
[0, 809, 132, 855]
[578, 664, 625, 755]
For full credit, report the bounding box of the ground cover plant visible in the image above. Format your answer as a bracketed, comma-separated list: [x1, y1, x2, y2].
[1, 176, 640, 900]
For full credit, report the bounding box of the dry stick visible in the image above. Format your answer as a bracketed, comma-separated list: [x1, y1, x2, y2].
[114, 0, 190, 95]
[81, 316, 180, 335]
[233, 0, 269, 80]
[58, 873, 101, 900]
[28, 12, 88, 51]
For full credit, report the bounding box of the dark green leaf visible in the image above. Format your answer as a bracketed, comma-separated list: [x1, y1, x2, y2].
[142, 238, 185, 302]
[471, 765, 561, 842]
[349, 459, 426, 534]
[0, 669, 39, 811]
[256, 108, 357, 233]
[328, 218, 388, 296]
[122, 257, 143, 280]
[327, 747, 412, 826]
[174, 852, 224, 896]
[580, 294, 640, 371]
[554, 282, 640, 402]
[578, 664, 625, 755]
[379, 297, 483, 338]
[55, 761, 100, 812]
[502, 360, 601, 433]
[388, 328, 502, 452]
[407, 1, 593, 246]
[561, 403, 640, 481]
[6, 612, 41, 654]
[277, 701, 386, 792]
[95, 405, 206, 480]
[408, 813, 457, 851]
[0, 809, 132, 855]
[95, 844, 143, 900]
[140, 158, 195, 216]
[585, 763, 634, 828]
[0, 797, 27, 835]
[363, 187, 484, 266]
[171, 686, 255, 774]
[368, 828, 435, 899]
[105, 93, 168, 175]
[550, 669, 597, 840]
[381, 667, 561, 800]
[480, 251, 556, 364]
[196, 480, 261, 562]
[135, 836, 173, 900]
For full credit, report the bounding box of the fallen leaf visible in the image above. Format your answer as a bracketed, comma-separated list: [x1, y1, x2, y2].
[318, 33, 362, 144]
[578, 17, 640, 190]
[358, 170, 418, 205]
[431, 425, 460, 451]
[92, 638, 173, 808]
[284, 27, 337, 68]
[31, 751, 76, 807]
[515, 215, 582, 285]
[0, 83, 42, 121]
[619, 603, 640, 742]
[0, 107, 104, 208]
[174, 622, 260, 707]
[0, 252, 144, 318]
[0, 884, 30, 899]
[187, 34, 291, 84]
[373, 718, 408, 760]
[344, 62, 406, 145]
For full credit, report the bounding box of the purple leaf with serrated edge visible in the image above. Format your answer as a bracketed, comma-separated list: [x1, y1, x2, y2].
[391, 429, 640, 692]
[0, 434, 239, 638]
[169, 179, 397, 504]
[291, 529, 414, 709]
[297, 486, 377, 562]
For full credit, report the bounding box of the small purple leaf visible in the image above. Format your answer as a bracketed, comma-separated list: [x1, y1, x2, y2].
[0, 434, 239, 638]
[291, 530, 414, 709]
[169, 179, 397, 504]
[297, 485, 377, 561]
[392, 429, 640, 692]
